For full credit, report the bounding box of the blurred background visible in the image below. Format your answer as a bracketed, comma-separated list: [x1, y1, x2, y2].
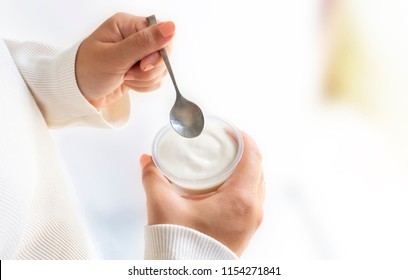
[1, 0, 408, 259]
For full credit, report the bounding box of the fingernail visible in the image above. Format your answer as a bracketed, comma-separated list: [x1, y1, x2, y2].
[140, 154, 151, 169]
[143, 64, 154, 72]
[159, 21, 175, 38]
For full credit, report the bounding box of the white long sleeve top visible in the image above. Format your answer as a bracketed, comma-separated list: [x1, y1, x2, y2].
[0, 39, 237, 260]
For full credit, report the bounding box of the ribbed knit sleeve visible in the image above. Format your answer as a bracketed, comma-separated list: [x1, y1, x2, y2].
[0, 40, 97, 259]
[145, 224, 238, 260]
[3, 40, 130, 128]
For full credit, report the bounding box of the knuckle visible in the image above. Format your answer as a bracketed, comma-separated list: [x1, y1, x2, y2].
[242, 135, 263, 162]
[106, 13, 123, 25]
[229, 191, 264, 228]
[131, 30, 152, 49]
[250, 147, 263, 162]
[231, 192, 257, 217]
[142, 165, 159, 181]
[112, 12, 128, 20]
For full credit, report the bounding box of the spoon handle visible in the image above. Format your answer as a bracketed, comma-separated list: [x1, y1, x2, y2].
[146, 15, 181, 97]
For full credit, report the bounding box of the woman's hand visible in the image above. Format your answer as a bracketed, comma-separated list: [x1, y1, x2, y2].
[140, 132, 265, 256]
[75, 13, 174, 108]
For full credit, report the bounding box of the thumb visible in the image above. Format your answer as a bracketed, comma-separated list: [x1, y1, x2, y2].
[140, 154, 181, 225]
[115, 21, 175, 68]
[140, 154, 174, 200]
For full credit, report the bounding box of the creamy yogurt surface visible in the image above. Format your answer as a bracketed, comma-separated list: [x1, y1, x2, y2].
[156, 123, 238, 181]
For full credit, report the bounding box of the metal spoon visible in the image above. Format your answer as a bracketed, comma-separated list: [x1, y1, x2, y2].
[146, 15, 204, 138]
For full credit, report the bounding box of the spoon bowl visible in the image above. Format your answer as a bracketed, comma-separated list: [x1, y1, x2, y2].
[170, 94, 204, 138]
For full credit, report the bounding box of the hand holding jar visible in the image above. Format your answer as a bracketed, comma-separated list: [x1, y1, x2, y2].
[140, 132, 264, 256]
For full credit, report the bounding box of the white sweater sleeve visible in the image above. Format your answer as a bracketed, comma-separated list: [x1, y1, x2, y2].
[3, 40, 130, 128]
[145, 224, 238, 260]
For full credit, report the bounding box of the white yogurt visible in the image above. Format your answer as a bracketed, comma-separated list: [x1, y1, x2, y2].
[152, 117, 243, 195]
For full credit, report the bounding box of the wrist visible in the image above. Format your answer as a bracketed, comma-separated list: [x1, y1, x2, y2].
[144, 224, 238, 260]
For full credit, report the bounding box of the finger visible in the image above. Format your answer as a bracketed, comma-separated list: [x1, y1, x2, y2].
[220, 132, 263, 193]
[139, 43, 173, 71]
[124, 64, 166, 82]
[140, 51, 162, 71]
[128, 83, 162, 93]
[259, 171, 266, 203]
[125, 80, 162, 90]
[256, 171, 265, 228]
[124, 71, 166, 87]
[114, 21, 175, 69]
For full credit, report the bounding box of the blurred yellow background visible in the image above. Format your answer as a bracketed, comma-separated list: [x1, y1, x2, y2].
[324, 0, 408, 160]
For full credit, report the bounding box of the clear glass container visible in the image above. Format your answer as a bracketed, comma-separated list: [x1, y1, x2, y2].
[152, 116, 244, 195]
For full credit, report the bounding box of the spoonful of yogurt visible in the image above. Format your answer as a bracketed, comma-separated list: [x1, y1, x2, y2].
[146, 15, 204, 138]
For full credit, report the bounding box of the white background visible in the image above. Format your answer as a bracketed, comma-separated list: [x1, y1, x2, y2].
[1, 0, 408, 260]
